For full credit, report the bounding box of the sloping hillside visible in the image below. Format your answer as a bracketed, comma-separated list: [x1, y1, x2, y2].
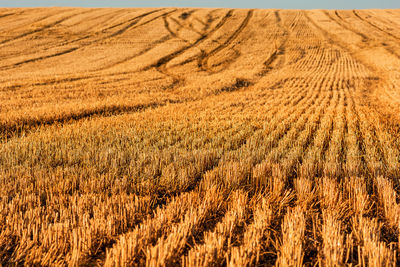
[1, 8, 400, 266]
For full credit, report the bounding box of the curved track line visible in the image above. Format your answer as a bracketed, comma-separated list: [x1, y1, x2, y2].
[329, 10, 400, 60]
[109, 9, 165, 38]
[165, 9, 234, 68]
[303, 11, 366, 63]
[0, 9, 125, 60]
[96, 35, 172, 71]
[0, 47, 79, 70]
[305, 12, 400, 171]
[0, 102, 165, 142]
[325, 10, 368, 42]
[148, 10, 234, 89]
[199, 10, 254, 72]
[0, 9, 95, 46]
[170, 15, 203, 37]
[0, 12, 17, 20]
[0, 8, 68, 34]
[100, 9, 164, 32]
[257, 10, 289, 77]
[69, 8, 126, 28]
[353, 10, 400, 41]
[327, 10, 400, 62]
[0, 10, 177, 70]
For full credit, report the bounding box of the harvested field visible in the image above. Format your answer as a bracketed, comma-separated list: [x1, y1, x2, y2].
[1, 7, 400, 266]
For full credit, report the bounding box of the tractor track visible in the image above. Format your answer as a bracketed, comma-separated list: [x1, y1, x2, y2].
[0, 9, 178, 71]
[198, 10, 254, 73]
[352, 10, 400, 41]
[0, 9, 95, 46]
[147, 9, 235, 89]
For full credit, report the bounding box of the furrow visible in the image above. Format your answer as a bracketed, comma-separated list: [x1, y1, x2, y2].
[276, 206, 306, 266]
[351, 215, 397, 266]
[298, 73, 338, 178]
[227, 196, 274, 266]
[183, 190, 248, 266]
[145, 187, 225, 266]
[103, 191, 200, 266]
[0, 193, 154, 266]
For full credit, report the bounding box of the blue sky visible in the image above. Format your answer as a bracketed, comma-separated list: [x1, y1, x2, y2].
[0, 0, 399, 9]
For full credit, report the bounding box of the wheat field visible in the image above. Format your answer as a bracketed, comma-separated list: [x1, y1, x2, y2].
[1, 7, 400, 266]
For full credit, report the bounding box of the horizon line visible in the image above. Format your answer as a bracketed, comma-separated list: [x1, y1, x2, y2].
[1, 6, 399, 10]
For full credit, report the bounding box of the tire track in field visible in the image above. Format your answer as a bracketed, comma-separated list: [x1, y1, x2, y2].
[96, 36, 173, 71]
[6, 9, 169, 64]
[163, 13, 181, 39]
[257, 10, 289, 77]
[0, 9, 152, 61]
[88, 9, 179, 71]
[95, 9, 208, 72]
[303, 11, 384, 75]
[0, 102, 166, 142]
[70, 8, 126, 28]
[0, 47, 80, 70]
[324, 10, 368, 42]
[0, 12, 18, 20]
[108, 9, 166, 38]
[164, 9, 229, 67]
[1, 71, 260, 142]
[198, 10, 254, 73]
[100, 8, 164, 33]
[317, 10, 400, 140]
[0, 10, 176, 71]
[0, 9, 95, 46]
[148, 10, 234, 89]
[329, 10, 400, 60]
[210, 10, 292, 93]
[0, 8, 68, 35]
[166, 10, 203, 41]
[170, 16, 203, 37]
[352, 10, 400, 41]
